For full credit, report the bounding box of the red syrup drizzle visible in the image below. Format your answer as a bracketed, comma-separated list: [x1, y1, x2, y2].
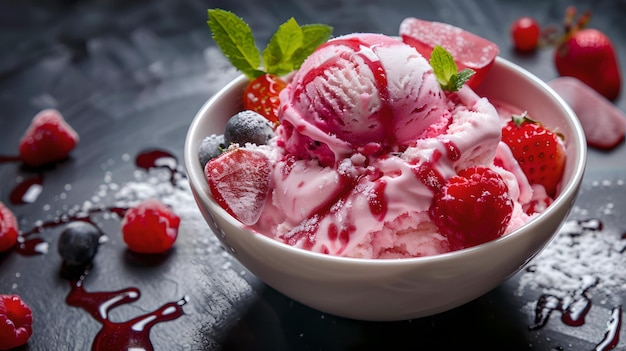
[528, 218, 623, 350]
[135, 148, 186, 187]
[1, 154, 47, 205]
[66, 272, 188, 351]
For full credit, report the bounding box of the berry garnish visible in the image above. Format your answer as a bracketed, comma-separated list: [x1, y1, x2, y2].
[224, 110, 275, 147]
[57, 222, 101, 266]
[549, 76, 626, 150]
[429, 166, 514, 251]
[198, 134, 226, 169]
[501, 113, 566, 198]
[511, 16, 541, 52]
[0, 294, 33, 350]
[430, 45, 475, 92]
[242, 74, 287, 123]
[207, 9, 333, 122]
[399, 17, 499, 88]
[553, 7, 621, 100]
[205, 148, 271, 226]
[121, 199, 181, 254]
[18, 109, 79, 167]
[0, 202, 18, 252]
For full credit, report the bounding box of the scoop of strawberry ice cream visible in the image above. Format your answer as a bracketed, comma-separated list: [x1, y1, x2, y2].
[277, 33, 450, 167]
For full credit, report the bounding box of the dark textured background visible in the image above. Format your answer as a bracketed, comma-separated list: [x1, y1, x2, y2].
[1, 0, 626, 350]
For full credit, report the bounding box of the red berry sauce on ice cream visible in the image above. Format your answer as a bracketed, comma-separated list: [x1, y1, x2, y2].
[204, 13, 567, 259]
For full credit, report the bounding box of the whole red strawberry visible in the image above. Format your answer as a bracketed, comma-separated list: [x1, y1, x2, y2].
[554, 7, 621, 100]
[501, 113, 566, 198]
[0, 202, 18, 252]
[243, 73, 287, 124]
[205, 148, 271, 226]
[0, 294, 33, 350]
[429, 166, 514, 251]
[19, 109, 79, 167]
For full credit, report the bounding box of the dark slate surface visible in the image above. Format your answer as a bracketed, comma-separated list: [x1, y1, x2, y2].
[1, 0, 626, 350]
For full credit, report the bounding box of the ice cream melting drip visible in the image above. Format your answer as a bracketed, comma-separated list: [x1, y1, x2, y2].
[66, 271, 188, 351]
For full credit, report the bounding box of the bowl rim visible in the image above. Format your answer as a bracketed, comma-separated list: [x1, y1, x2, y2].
[183, 56, 587, 267]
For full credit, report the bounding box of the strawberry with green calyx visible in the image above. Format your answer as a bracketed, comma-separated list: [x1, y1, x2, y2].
[429, 45, 475, 92]
[501, 112, 566, 198]
[552, 6, 621, 101]
[207, 9, 333, 123]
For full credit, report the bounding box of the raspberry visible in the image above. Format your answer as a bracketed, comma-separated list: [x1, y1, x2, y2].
[121, 199, 180, 254]
[0, 202, 18, 252]
[18, 109, 79, 167]
[0, 294, 33, 350]
[429, 166, 514, 251]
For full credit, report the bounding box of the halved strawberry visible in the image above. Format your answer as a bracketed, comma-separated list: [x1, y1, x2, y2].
[429, 166, 513, 251]
[242, 73, 287, 124]
[19, 109, 79, 167]
[204, 148, 272, 226]
[501, 113, 566, 198]
[399, 17, 499, 88]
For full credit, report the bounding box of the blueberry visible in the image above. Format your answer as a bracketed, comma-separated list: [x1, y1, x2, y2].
[224, 110, 275, 147]
[198, 134, 225, 168]
[57, 222, 101, 266]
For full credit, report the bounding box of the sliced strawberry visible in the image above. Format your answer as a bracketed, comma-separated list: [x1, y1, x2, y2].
[0, 202, 18, 252]
[242, 73, 287, 124]
[429, 166, 513, 251]
[19, 109, 79, 167]
[0, 294, 33, 350]
[205, 148, 272, 226]
[549, 76, 626, 150]
[501, 114, 566, 198]
[399, 17, 499, 88]
[121, 199, 180, 254]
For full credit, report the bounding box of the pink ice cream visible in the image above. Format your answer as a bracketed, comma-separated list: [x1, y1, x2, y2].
[248, 33, 535, 259]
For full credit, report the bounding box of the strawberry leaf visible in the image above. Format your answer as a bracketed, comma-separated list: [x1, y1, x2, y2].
[207, 9, 264, 79]
[263, 18, 304, 76]
[430, 45, 475, 92]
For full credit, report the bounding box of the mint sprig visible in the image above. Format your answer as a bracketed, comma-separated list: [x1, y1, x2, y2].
[429, 45, 475, 92]
[207, 9, 333, 79]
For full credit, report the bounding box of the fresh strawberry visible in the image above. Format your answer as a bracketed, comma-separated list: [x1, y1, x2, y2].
[0, 202, 18, 252]
[429, 166, 513, 251]
[399, 17, 499, 89]
[501, 113, 566, 198]
[121, 199, 180, 254]
[205, 148, 272, 226]
[208, 9, 332, 123]
[0, 294, 33, 350]
[243, 73, 287, 123]
[553, 7, 621, 100]
[19, 109, 79, 167]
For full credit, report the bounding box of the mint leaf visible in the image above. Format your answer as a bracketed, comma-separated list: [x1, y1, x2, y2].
[263, 18, 303, 76]
[207, 9, 264, 79]
[291, 24, 333, 70]
[430, 45, 475, 92]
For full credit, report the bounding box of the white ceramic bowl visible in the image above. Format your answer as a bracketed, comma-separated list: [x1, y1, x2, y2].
[184, 57, 586, 321]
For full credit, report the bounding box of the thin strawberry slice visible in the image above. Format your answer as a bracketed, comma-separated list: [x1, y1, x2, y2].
[399, 17, 499, 88]
[19, 109, 79, 167]
[205, 148, 272, 226]
[549, 76, 626, 150]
